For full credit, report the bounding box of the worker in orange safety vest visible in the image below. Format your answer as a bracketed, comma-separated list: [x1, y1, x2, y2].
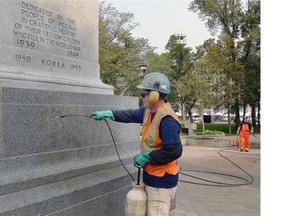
[237, 116, 253, 152]
[90, 72, 182, 216]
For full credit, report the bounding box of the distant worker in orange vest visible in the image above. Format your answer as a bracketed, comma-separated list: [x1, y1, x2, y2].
[237, 116, 253, 152]
[90, 72, 182, 216]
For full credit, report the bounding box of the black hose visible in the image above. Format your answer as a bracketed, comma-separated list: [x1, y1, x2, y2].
[59, 114, 255, 187]
[179, 149, 255, 187]
[137, 167, 141, 185]
[103, 119, 135, 182]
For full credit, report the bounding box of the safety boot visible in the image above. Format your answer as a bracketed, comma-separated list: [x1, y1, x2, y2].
[240, 148, 244, 152]
[245, 148, 249, 152]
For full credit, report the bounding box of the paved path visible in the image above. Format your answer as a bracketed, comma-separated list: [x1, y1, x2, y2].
[170, 145, 260, 216]
[182, 134, 260, 149]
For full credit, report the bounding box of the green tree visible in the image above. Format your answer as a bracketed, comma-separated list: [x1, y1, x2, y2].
[239, 0, 261, 127]
[99, 2, 156, 96]
[188, 0, 243, 38]
[201, 39, 244, 133]
[188, 0, 260, 128]
[165, 35, 197, 120]
[193, 42, 230, 137]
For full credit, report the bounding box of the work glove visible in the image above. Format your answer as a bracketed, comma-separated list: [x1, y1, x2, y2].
[236, 131, 239, 134]
[90, 110, 115, 121]
[133, 150, 152, 168]
[250, 129, 254, 134]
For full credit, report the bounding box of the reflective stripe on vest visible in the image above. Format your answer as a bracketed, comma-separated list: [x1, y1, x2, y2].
[141, 102, 180, 177]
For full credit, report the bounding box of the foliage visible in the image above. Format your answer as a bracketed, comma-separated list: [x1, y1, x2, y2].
[165, 35, 194, 79]
[238, 0, 261, 126]
[194, 123, 260, 135]
[164, 35, 199, 119]
[188, 0, 243, 37]
[99, 1, 156, 96]
[98, 1, 261, 129]
[188, 0, 261, 128]
[194, 130, 225, 135]
[195, 123, 237, 134]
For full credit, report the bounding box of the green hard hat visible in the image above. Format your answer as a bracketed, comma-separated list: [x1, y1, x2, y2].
[137, 72, 171, 94]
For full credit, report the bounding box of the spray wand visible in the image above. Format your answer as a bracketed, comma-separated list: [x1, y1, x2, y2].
[59, 114, 91, 118]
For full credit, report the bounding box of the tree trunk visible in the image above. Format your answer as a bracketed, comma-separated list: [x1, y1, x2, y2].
[257, 101, 261, 128]
[227, 105, 232, 134]
[243, 103, 247, 118]
[235, 99, 240, 128]
[251, 104, 256, 127]
[202, 114, 206, 139]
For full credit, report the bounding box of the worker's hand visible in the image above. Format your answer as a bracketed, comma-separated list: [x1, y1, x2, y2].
[90, 110, 115, 121]
[250, 129, 254, 134]
[133, 151, 152, 168]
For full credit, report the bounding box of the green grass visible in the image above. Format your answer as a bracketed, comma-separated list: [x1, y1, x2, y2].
[194, 123, 260, 135]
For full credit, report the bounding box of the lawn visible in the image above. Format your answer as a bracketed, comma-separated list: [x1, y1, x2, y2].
[194, 123, 260, 135]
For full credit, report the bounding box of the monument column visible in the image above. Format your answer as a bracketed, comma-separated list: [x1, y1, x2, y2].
[0, 0, 113, 93]
[0, 0, 139, 215]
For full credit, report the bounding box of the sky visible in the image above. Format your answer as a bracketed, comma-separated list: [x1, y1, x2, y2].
[103, 0, 212, 54]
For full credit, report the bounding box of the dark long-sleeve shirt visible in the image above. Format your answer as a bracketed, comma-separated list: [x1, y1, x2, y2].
[113, 106, 182, 188]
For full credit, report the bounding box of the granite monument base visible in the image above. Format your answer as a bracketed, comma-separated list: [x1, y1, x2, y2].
[0, 84, 140, 215]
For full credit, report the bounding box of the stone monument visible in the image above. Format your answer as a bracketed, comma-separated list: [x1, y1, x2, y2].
[0, 0, 139, 215]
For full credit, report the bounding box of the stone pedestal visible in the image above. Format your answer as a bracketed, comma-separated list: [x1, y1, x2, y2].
[0, 0, 113, 94]
[0, 88, 139, 215]
[0, 0, 140, 215]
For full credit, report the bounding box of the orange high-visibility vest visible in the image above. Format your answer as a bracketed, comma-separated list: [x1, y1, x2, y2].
[141, 102, 181, 177]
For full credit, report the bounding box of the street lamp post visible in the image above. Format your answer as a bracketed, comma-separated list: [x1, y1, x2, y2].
[139, 64, 148, 77]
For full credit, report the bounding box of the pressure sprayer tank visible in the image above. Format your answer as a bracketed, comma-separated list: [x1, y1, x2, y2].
[125, 167, 147, 216]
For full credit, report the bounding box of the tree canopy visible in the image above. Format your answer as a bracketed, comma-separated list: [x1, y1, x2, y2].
[98, 0, 261, 128]
[99, 1, 155, 96]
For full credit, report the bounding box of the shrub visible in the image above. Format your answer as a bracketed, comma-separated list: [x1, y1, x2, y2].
[194, 123, 259, 135]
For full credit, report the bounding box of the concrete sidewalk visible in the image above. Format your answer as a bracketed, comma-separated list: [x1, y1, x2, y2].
[181, 134, 260, 149]
[170, 145, 260, 216]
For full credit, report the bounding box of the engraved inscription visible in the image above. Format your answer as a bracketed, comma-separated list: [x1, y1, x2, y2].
[15, 54, 31, 63]
[0, 0, 102, 87]
[13, 1, 82, 59]
[41, 58, 65, 69]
